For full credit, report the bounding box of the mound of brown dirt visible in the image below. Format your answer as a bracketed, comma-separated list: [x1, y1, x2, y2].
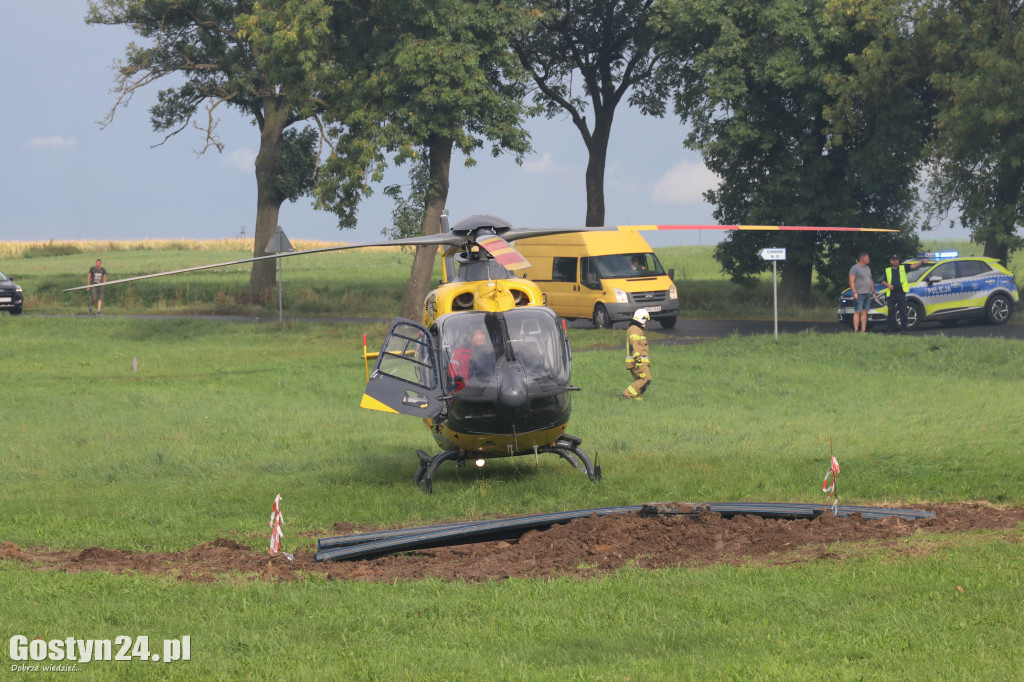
[3, 503, 1021, 583]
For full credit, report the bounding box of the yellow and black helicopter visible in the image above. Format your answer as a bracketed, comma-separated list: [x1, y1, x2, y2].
[65, 215, 894, 492]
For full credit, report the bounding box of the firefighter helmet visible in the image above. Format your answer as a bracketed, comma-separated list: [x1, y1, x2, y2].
[632, 308, 650, 325]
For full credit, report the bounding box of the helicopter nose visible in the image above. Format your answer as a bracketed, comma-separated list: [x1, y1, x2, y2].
[496, 364, 528, 413]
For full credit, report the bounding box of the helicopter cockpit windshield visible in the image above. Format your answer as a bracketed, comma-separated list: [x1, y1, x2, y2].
[437, 308, 569, 396]
[437, 307, 572, 435]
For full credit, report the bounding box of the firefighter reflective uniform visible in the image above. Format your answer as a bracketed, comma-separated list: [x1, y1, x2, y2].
[622, 322, 651, 399]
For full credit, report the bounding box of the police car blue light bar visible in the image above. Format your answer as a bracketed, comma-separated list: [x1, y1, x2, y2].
[916, 251, 958, 260]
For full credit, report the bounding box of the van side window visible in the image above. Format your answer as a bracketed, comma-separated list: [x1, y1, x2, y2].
[580, 258, 601, 289]
[552, 257, 577, 282]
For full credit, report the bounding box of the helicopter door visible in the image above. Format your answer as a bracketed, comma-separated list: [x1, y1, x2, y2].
[361, 319, 445, 418]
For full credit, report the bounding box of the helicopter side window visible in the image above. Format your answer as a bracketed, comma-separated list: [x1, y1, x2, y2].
[379, 323, 437, 390]
[439, 314, 496, 391]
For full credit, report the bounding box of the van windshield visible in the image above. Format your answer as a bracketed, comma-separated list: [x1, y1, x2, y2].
[592, 253, 666, 278]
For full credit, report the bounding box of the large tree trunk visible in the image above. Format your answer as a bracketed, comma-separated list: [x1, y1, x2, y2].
[981, 164, 1024, 267]
[584, 110, 614, 227]
[983, 238, 1010, 267]
[778, 259, 814, 306]
[978, 159, 1019, 266]
[246, 98, 290, 304]
[399, 135, 453, 321]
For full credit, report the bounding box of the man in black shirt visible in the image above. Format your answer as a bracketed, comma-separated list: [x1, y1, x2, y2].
[87, 259, 107, 315]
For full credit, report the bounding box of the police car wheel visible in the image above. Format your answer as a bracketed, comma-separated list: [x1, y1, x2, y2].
[10, 305, 22, 316]
[985, 294, 1012, 325]
[905, 302, 923, 331]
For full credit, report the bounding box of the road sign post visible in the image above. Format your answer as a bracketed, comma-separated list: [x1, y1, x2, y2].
[265, 226, 295, 323]
[758, 248, 786, 339]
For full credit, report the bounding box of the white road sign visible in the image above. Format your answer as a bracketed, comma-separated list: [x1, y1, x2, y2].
[759, 248, 787, 261]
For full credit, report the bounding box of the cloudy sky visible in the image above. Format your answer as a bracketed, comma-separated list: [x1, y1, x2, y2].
[1, 2, 964, 249]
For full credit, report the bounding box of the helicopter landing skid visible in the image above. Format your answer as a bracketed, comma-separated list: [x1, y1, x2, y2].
[412, 435, 602, 493]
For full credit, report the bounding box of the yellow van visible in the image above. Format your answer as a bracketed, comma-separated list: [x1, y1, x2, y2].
[514, 231, 679, 328]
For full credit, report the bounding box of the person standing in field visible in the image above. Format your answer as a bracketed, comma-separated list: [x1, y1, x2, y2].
[848, 252, 876, 333]
[87, 259, 107, 315]
[622, 308, 651, 399]
[883, 254, 929, 333]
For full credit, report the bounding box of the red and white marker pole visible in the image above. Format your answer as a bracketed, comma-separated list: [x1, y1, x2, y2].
[822, 455, 840, 497]
[269, 494, 284, 554]
[822, 439, 841, 514]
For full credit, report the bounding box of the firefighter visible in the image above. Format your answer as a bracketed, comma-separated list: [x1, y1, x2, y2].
[622, 308, 652, 399]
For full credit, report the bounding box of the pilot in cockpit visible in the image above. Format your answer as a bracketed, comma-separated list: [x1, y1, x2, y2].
[447, 327, 494, 391]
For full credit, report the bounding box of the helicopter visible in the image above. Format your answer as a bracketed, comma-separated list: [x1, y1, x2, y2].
[64, 215, 895, 492]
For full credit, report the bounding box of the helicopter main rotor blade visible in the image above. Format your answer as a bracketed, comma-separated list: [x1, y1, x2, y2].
[616, 224, 899, 233]
[61, 220, 897, 293]
[508, 224, 898, 238]
[61, 232, 467, 293]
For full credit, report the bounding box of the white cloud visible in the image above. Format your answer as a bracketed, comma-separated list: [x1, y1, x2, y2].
[223, 147, 257, 173]
[522, 151, 562, 174]
[651, 161, 719, 204]
[25, 135, 77, 149]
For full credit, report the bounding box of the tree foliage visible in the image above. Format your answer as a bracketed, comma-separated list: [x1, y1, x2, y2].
[314, 0, 534, 318]
[831, 0, 1024, 265]
[86, 0, 335, 303]
[512, 0, 677, 226]
[658, 0, 923, 301]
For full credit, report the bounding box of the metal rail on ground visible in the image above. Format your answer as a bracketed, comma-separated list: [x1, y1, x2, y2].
[315, 502, 935, 563]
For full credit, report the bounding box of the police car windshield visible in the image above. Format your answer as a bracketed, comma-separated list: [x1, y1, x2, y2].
[0, 271, 9, 282]
[594, 253, 666, 278]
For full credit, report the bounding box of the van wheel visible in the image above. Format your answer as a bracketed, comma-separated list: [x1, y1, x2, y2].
[659, 315, 677, 329]
[592, 304, 611, 329]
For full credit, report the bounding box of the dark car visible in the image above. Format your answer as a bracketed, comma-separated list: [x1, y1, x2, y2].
[838, 253, 1018, 330]
[0, 270, 23, 315]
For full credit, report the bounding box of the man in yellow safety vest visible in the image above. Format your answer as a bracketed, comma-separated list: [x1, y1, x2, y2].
[883, 255, 928, 333]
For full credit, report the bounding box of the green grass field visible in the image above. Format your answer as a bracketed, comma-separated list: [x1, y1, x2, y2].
[3, 308, 1023, 679]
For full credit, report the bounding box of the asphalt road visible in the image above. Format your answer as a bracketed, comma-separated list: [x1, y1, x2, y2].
[36, 312, 1024, 340]
[649, 318, 1024, 340]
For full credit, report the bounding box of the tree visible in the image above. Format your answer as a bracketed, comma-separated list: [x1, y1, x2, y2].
[314, 0, 533, 319]
[87, 0, 334, 303]
[658, 0, 923, 302]
[512, 0, 677, 226]
[833, 0, 1024, 266]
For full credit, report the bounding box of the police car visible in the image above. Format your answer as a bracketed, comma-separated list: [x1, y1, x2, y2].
[0, 269, 23, 315]
[837, 252, 1019, 330]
